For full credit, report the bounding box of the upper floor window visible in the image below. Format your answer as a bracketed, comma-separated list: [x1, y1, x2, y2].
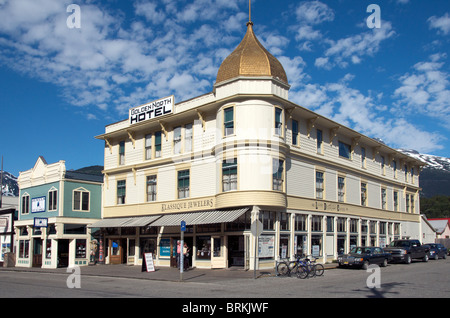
[272, 159, 284, 191]
[381, 155, 385, 175]
[48, 188, 57, 211]
[292, 119, 299, 146]
[185, 123, 193, 152]
[381, 188, 387, 210]
[119, 141, 125, 165]
[178, 170, 190, 199]
[155, 131, 162, 158]
[393, 191, 399, 211]
[392, 160, 397, 178]
[222, 159, 237, 192]
[224, 107, 234, 136]
[173, 126, 182, 155]
[316, 171, 324, 199]
[73, 188, 90, 211]
[21, 193, 30, 214]
[274, 107, 283, 136]
[338, 176, 345, 202]
[117, 180, 126, 205]
[145, 134, 152, 160]
[146, 175, 157, 202]
[339, 141, 351, 159]
[361, 147, 366, 168]
[361, 182, 367, 206]
[317, 129, 323, 154]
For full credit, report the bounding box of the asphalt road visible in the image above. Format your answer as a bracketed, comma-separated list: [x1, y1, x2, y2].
[0, 258, 449, 299]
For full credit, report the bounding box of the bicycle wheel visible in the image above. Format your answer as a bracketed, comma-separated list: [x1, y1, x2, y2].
[288, 261, 298, 275]
[307, 264, 316, 278]
[314, 263, 324, 276]
[276, 261, 289, 276]
[296, 266, 308, 279]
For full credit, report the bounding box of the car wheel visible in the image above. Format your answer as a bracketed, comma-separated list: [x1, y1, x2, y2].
[434, 254, 439, 260]
[381, 258, 388, 267]
[362, 261, 369, 270]
[443, 254, 447, 259]
[404, 255, 411, 264]
[423, 254, 429, 262]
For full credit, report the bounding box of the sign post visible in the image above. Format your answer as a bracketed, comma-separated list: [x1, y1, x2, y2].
[180, 220, 186, 282]
[251, 219, 263, 279]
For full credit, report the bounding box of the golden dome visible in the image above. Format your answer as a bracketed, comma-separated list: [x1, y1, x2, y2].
[216, 22, 288, 85]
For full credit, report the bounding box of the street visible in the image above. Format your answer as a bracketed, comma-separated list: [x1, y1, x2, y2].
[0, 258, 449, 300]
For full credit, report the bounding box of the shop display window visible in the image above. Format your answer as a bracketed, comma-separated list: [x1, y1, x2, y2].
[76, 239, 86, 258]
[196, 236, 211, 260]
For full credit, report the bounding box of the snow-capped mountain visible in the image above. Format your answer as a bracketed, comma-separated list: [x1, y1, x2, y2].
[398, 149, 450, 172]
[1, 171, 19, 197]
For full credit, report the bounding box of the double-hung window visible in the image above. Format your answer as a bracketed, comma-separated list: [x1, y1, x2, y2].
[74, 189, 90, 211]
[272, 159, 284, 191]
[178, 170, 190, 199]
[292, 119, 299, 146]
[185, 123, 193, 152]
[119, 141, 125, 165]
[22, 194, 30, 214]
[155, 131, 162, 158]
[275, 107, 283, 136]
[222, 159, 237, 192]
[316, 171, 324, 199]
[145, 134, 152, 160]
[361, 182, 367, 206]
[381, 188, 387, 210]
[338, 177, 345, 202]
[173, 126, 182, 154]
[48, 189, 57, 211]
[339, 141, 351, 159]
[146, 175, 157, 202]
[224, 107, 234, 136]
[117, 180, 126, 204]
[317, 129, 323, 154]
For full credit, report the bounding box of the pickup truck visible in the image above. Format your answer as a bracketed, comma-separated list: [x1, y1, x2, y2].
[384, 239, 430, 264]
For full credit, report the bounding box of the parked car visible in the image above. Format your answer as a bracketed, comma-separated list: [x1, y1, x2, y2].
[384, 239, 430, 264]
[425, 243, 447, 260]
[337, 246, 392, 270]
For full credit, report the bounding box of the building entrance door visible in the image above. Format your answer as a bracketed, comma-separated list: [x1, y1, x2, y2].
[110, 239, 123, 264]
[33, 239, 42, 268]
[58, 239, 69, 268]
[228, 235, 245, 267]
[211, 236, 226, 268]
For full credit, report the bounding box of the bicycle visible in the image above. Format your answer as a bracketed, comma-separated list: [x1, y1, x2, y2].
[276, 258, 290, 276]
[295, 256, 316, 279]
[308, 256, 325, 277]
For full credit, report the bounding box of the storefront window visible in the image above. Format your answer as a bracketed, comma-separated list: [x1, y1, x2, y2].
[295, 235, 307, 257]
[259, 211, 275, 230]
[46, 240, 51, 259]
[337, 235, 346, 255]
[196, 236, 211, 260]
[279, 234, 289, 259]
[294, 214, 307, 231]
[140, 238, 157, 258]
[279, 212, 290, 231]
[311, 215, 322, 232]
[196, 223, 221, 233]
[76, 239, 86, 258]
[258, 235, 275, 260]
[213, 237, 221, 257]
[226, 211, 251, 231]
[19, 240, 29, 258]
[311, 235, 322, 257]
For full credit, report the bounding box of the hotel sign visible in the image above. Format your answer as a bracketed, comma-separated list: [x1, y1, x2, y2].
[129, 95, 174, 125]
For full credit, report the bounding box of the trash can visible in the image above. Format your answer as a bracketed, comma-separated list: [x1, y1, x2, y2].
[3, 252, 15, 267]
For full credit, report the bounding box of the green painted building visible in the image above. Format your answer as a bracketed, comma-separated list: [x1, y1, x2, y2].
[15, 157, 102, 268]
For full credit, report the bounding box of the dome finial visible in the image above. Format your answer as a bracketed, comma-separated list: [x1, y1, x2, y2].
[248, 0, 252, 25]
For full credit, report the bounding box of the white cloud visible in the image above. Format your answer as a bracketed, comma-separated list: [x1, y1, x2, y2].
[295, 1, 334, 25]
[393, 53, 450, 127]
[428, 13, 450, 35]
[316, 21, 395, 69]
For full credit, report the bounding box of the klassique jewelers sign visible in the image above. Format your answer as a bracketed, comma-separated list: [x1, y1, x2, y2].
[161, 198, 214, 212]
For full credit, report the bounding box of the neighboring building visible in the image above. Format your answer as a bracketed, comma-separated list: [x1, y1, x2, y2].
[428, 218, 450, 239]
[15, 157, 102, 268]
[421, 215, 437, 243]
[94, 21, 426, 270]
[0, 196, 18, 264]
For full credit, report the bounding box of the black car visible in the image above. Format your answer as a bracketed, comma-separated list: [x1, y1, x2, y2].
[425, 243, 447, 260]
[337, 246, 392, 270]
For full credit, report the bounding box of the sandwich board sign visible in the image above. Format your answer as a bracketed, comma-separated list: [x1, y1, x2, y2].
[142, 253, 155, 272]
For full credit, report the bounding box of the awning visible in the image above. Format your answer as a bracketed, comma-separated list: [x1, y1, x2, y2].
[150, 208, 249, 227]
[88, 215, 161, 228]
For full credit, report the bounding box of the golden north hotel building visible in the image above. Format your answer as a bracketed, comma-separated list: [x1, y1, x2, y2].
[92, 21, 426, 270]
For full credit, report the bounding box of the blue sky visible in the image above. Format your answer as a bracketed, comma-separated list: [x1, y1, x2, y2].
[1, 0, 449, 177]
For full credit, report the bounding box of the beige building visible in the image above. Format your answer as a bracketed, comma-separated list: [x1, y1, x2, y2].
[94, 21, 426, 270]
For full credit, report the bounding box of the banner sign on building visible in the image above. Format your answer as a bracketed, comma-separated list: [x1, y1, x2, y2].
[34, 217, 48, 228]
[129, 95, 174, 125]
[31, 197, 46, 213]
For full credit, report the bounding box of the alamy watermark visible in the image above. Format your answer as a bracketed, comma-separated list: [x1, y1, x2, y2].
[366, 264, 381, 289]
[67, 265, 81, 289]
[366, 4, 381, 29]
[67, 4, 81, 29]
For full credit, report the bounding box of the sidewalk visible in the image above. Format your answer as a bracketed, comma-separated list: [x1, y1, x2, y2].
[0, 263, 337, 283]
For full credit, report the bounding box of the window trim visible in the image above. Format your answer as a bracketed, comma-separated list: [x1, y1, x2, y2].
[146, 175, 157, 202]
[21, 193, 30, 215]
[177, 169, 190, 199]
[274, 106, 284, 137]
[117, 180, 126, 205]
[222, 158, 238, 192]
[223, 106, 235, 137]
[73, 187, 91, 212]
[48, 187, 58, 211]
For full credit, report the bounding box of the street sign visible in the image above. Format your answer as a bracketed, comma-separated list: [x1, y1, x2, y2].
[251, 220, 263, 237]
[181, 220, 186, 232]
